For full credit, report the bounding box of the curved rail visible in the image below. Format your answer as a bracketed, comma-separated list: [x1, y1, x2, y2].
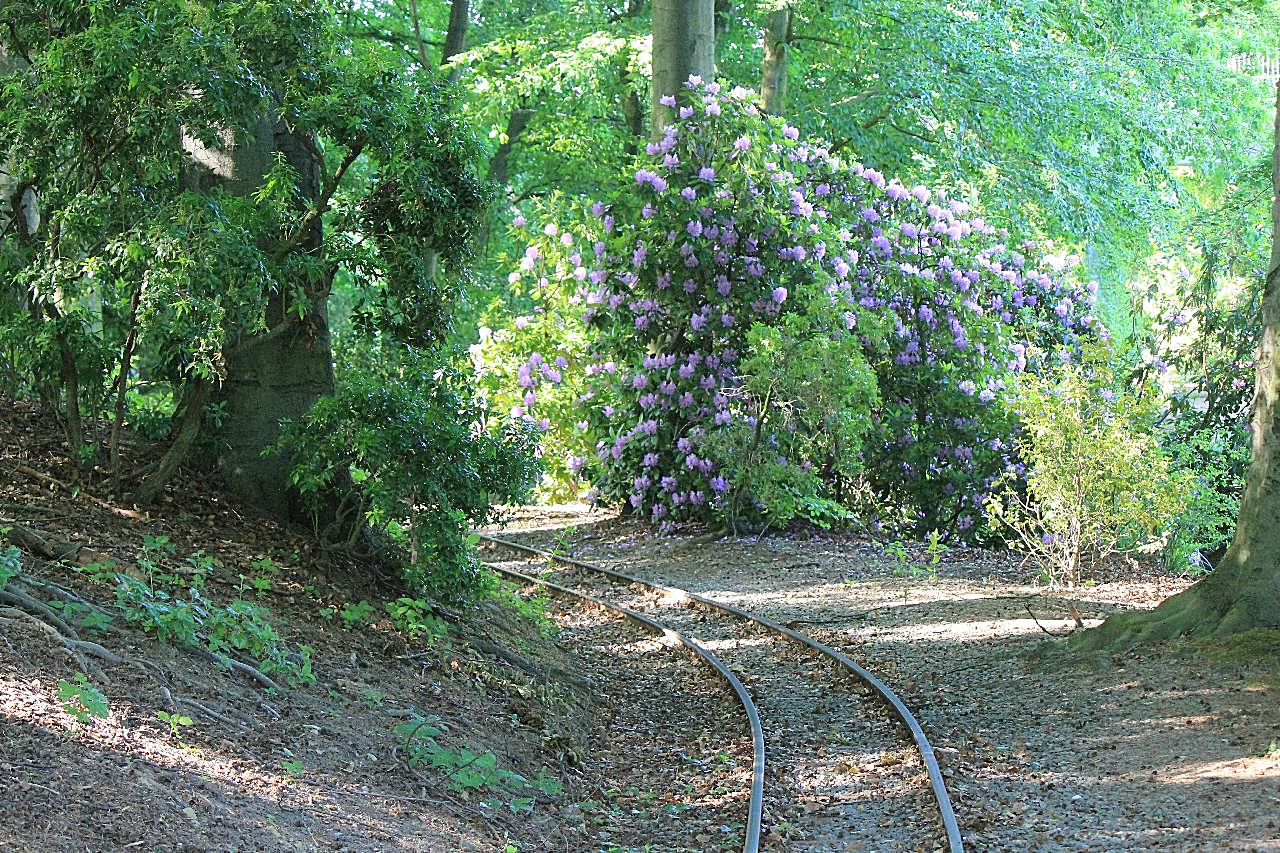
[483, 558, 765, 853]
[480, 532, 964, 853]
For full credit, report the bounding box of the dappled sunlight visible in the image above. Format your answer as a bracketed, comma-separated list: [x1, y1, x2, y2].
[691, 634, 773, 653]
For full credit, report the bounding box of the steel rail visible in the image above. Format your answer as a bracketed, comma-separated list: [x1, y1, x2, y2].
[482, 558, 765, 853]
[480, 532, 964, 853]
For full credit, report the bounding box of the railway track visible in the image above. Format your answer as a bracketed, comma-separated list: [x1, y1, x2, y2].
[478, 532, 964, 853]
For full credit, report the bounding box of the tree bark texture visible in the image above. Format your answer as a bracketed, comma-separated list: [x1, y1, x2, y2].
[487, 107, 535, 187]
[169, 116, 337, 518]
[760, 7, 790, 115]
[650, 0, 715, 140]
[619, 59, 646, 152]
[210, 125, 336, 519]
[1073, 82, 1280, 650]
[442, 0, 469, 82]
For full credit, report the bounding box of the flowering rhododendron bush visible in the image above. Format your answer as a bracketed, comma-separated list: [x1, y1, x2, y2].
[477, 80, 1103, 537]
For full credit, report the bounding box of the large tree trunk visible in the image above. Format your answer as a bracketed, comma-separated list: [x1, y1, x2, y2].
[1073, 83, 1280, 650]
[486, 107, 535, 187]
[145, 117, 336, 519]
[759, 7, 791, 115]
[211, 126, 335, 519]
[650, 0, 715, 140]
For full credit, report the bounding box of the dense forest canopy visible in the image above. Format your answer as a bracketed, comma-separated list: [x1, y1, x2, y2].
[1, 0, 1278, 637]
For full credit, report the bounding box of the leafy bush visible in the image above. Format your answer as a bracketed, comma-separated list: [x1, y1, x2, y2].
[58, 673, 109, 725]
[497, 79, 1099, 536]
[386, 597, 449, 644]
[274, 353, 540, 602]
[986, 345, 1190, 585]
[1162, 424, 1249, 571]
[702, 307, 879, 531]
[396, 712, 562, 811]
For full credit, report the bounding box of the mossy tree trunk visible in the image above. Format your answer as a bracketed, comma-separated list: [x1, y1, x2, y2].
[650, 0, 715, 140]
[1073, 83, 1280, 650]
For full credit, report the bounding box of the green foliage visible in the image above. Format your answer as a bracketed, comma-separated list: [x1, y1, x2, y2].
[57, 673, 109, 725]
[115, 573, 313, 686]
[1163, 425, 1250, 572]
[339, 600, 376, 629]
[986, 345, 1190, 585]
[240, 557, 280, 597]
[489, 581, 557, 638]
[274, 353, 540, 602]
[385, 597, 449, 643]
[0, 538, 19, 592]
[395, 712, 562, 809]
[155, 709, 194, 741]
[706, 308, 880, 531]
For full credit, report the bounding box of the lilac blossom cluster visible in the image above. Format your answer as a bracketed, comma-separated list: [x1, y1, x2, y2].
[503, 79, 1100, 536]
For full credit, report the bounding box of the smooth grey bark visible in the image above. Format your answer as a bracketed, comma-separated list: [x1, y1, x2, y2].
[650, 0, 715, 140]
[1073, 81, 1280, 649]
[760, 7, 791, 115]
[142, 116, 337, 518]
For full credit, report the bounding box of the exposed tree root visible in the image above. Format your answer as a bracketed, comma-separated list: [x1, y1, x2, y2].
[3, 521, 81, 561]
[462, 632, 593, 690]
[0, 587, 80, 639]
[0, 606, 112, 672]
[200, 649, 284, 693]
[9, 465, 141, 519]
[14, 573, 116, 627]
[1067, 580, 1275, 654]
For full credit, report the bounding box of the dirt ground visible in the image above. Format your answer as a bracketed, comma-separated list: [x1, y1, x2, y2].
[0, 404, 753, 852]
[496, 506, 1280, 852]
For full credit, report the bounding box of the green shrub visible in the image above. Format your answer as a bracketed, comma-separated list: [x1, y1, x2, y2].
[703, 308, 879, 532]
[115, 574, 313, 686]
[986, 345, 1190, 585]
[273, 354, 540, 603]
[386, 597, 449, 643]
[58, 673, 109, 724]
[395, 712, 562, 810]
[1162, 423, 1249, 572]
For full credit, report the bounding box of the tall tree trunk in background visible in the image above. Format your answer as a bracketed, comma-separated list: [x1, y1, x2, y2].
[487, 107, 535, 187]
[1073, 83, 1280, 650]
[760, 7, 791, 115]
[714, 0, 734, 39]
[441, 0, 469, 83]
[619, 59, 646, 153]
[650, 0, 715, 140]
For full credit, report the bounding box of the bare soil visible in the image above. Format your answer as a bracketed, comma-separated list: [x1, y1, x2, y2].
[0, 405, 747, 852]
